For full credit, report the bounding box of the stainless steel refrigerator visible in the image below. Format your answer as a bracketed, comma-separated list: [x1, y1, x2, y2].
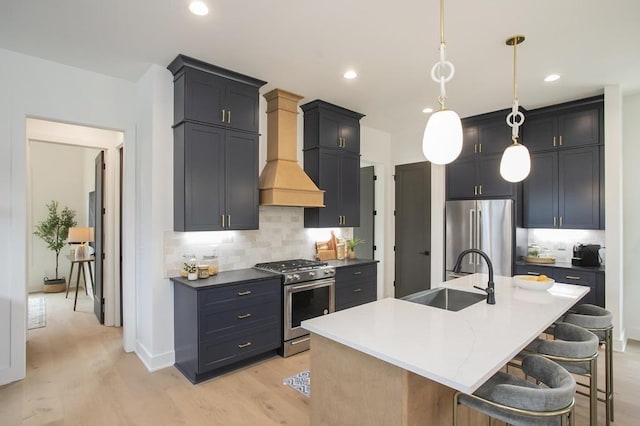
[445, 199, 514, 279]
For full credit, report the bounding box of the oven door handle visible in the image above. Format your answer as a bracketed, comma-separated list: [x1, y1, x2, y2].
[289, 280, 334, 291]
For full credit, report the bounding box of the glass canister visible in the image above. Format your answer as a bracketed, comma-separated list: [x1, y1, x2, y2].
[201, 246, 219, 276]
[182, 254, 198, 280]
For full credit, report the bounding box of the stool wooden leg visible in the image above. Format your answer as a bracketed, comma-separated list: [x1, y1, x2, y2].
[73, 263, 82, 311]
[66, 262, 75, 298]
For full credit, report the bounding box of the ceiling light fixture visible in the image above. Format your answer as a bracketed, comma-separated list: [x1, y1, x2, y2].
[422, 107, 434, 114]
[500, 35, 531, 183]
[189, 1, 209, 16]
[422, 0, 462, 165]
[343, 70, 358, 79]
[544, 73, 560, 82]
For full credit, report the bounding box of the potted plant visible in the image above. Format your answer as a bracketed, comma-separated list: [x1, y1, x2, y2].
[33, 200, 77, 292]
[346, 237, 365, 259]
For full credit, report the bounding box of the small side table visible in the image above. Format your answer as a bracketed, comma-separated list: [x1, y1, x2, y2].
[65, 254, 95, 311]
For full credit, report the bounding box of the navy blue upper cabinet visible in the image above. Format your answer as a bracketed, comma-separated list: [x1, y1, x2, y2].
[446, 109, 516, 200]
[523, 97, 603, 153]
[301, 100, 365, 228]
[168, 55, 266, 133]
[169, 55, 266, 232]
[521, 96, 604, 229]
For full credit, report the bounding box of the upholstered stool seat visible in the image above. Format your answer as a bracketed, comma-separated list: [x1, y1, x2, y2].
[520, 322, 599, 426]
[454, 355, 576, 426]
[564, 304, 614, 425]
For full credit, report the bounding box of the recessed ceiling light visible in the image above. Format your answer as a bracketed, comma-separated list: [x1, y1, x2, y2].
[544, 74, 560, 82]
[189, 1, 209, 16]
[343, 70, 358, 79]
[422, 107, 434, 114]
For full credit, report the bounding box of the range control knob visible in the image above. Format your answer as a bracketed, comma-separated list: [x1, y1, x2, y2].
[309, 271, 315, 277]
[293, 274, 300, 281]
[286, 274, 293, 282]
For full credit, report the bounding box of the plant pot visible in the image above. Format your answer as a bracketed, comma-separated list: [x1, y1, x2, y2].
[43, 277, 66, 293]
[188, 272, 198, 281]
[347, 249, 356, 260]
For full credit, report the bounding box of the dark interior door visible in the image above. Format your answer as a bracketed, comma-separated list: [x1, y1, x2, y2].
[354, 166, 374, 259]
[395, 162, 431, 298]
[94, 151, 105, 324]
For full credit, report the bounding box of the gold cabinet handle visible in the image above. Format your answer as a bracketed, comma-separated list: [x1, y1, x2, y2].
[227, 110, 231, 124]
[237, 313, 252, 319]
[559, 135, 563, 146]
[553, 216, 557, 227]
[478, 143, 482, 153]
[221, 214, 225, 228]
[474, 185, 478, 195]
[565, 275, 581, 280]
[237, 290, 252, 296]
[342, 215, 346, 224]
[479, 185, 483, 195]
[559, 216, 563, 227]
[228, 214, 231, 228]
[353, 271, 362, 275]
[553, 136, 556, 147]
[238, 342, 252, 348]
[474, 144, 478, 154]
[353, 288, 362, 293]
[221, 109, 226, 123]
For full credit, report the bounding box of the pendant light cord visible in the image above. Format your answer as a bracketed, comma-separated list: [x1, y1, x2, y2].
[431, 0, 455, 110]
[506, 36, 525, 143]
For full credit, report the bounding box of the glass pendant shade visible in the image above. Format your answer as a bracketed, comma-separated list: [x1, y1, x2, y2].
[422, 109, 463, 165]
[500, 143, 530, 182]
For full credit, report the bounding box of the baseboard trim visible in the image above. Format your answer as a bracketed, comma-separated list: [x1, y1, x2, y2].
[613, 327, 627, 352]
[135, 341, 175, 372]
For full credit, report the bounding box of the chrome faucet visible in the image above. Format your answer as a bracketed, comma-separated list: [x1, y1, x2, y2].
[452, 249, 495, 305]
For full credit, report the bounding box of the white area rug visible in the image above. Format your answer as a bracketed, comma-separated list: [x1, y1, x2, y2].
[28, 295, 46, 329]
[283, 370, 310, 398]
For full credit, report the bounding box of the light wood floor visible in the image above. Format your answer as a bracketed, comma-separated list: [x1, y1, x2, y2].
[1, 291, 638, 425]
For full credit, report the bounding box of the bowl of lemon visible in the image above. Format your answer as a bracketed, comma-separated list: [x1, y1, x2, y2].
[513, 274, 555, 291]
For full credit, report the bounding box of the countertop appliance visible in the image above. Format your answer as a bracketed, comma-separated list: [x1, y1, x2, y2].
[254, 259, 335, 357]
[445, 199, 514, 280]
[572, 244, 602, 267]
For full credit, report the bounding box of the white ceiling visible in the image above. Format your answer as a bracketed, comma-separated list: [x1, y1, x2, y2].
[2, 0, 640, 138]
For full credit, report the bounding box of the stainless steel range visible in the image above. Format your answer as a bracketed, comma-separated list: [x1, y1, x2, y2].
[254, 259, 335, 357]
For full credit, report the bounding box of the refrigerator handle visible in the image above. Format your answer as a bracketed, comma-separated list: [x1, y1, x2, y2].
[469, 209, 475, 266]
[477, 208, 483, 265]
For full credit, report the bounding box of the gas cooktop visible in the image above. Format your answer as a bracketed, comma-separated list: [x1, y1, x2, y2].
[254, 259, 328, 273]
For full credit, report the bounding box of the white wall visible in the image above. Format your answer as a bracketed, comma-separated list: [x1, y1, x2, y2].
[623, 91, 640, 340]
[28, 141, 101, 292]
[0, 48, 138, 385]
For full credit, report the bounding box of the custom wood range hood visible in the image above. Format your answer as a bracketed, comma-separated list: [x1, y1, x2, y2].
[259, 88, 325, 207]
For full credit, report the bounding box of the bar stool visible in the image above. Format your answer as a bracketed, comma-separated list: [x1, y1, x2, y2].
[564, 304, 614, 425]
[454, 354, 575, 425]
[521, 322, 600, 426]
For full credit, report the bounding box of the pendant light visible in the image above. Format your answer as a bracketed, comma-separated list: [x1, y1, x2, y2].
[500, 35, 530, 183]
[422, 0, 462, 165]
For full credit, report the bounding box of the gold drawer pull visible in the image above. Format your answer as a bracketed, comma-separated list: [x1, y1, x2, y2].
[237, 313, 252, 319]
[353, 288, 362, 293]
[565, 275, 581, 280]
[238, 342, 252, 349]
[353, 271, 362, 275]
[237, 290, 252, 296]
[527, 272, 540, 276]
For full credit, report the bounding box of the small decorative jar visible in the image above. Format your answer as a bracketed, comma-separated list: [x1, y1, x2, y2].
[197, 265, 210, 279]
[201, 246, 219, 276]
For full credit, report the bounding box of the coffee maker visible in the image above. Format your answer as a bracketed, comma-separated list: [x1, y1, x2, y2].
[572, 244, 601, 267]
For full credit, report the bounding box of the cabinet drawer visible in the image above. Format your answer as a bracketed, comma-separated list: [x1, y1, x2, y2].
[198, 278, 281, 312]
[336, 264, 376, 281]
[200, 299, 280, 340]
[555, 270, 597, 306]
[198, 323, 280, 373]
[336, 264, 377, 310]
[514, 265, 553, 277]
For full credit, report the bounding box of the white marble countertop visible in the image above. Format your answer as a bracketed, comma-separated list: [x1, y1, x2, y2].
[302, 273, 589, 394]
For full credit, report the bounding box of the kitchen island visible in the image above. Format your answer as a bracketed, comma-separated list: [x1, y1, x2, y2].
[302, 273, 589, 425]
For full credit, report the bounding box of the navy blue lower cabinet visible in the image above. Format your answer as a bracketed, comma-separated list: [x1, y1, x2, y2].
[335, 263, 377, 311]
[173, 275, 282, 384]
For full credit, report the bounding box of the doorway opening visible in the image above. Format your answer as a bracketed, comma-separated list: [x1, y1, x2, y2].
[27, 118, 124, 333]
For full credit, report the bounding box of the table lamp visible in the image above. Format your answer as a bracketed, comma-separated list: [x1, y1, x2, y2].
[68, 227, 94, 259]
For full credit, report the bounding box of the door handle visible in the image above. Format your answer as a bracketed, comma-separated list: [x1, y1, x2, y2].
[421, 251, 430, 256]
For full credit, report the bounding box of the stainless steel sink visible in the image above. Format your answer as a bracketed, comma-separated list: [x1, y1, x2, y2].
[401, 287, 485, 312]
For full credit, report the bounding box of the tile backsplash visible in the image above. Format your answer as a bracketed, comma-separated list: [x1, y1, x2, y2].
[164, 206, 352, 278]
[526, 228, 606, 264]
